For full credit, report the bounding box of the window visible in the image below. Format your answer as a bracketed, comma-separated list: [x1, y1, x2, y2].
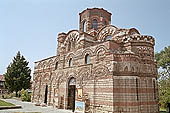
[55, 62, 58, 70]
[72, 40, 75, 49]
[105, 35, 112, 41]
[69, 77, 76, 86]
[153, 80, 156, 99]
[68, 41, 71, 51]
[92, 19, 98, 30]
[69, 58, 72, 67]
[136, 78, 139, 101]
[83, 21, 86, 32]
[85, 54, 90, 64]
[0, 82, 3, 86]
[104, 21, 107, 26]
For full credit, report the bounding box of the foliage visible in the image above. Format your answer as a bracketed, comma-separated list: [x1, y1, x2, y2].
[0, 99, 15, 106]
[19, 89, 31, 102]
[160, 107, 166, 112]
[155, 46, 170, 108]
[1, 93, 11, 99]
[1, 93, 16, 99]
[159, 76, 170, 108]
[4, 51, 31, 96]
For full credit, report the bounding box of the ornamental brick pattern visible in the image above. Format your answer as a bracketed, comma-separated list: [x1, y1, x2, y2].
[32, 8, 159, 113]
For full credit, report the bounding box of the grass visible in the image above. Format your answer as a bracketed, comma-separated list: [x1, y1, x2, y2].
[160, 107, 167, 113]
[0, 99, 15, 106]
[160, 107, 166, 111]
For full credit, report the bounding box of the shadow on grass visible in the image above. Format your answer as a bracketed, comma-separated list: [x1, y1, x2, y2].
[0, 99, 15, 106]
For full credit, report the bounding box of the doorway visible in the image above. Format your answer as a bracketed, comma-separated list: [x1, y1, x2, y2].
[44, 85, 48, 104]
[67, 77, 76, 111]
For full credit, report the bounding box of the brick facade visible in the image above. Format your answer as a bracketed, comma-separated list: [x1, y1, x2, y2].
[32, 8, 159, 113]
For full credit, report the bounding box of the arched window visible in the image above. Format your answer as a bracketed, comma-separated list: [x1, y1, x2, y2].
[105, 35, 112, 41]
[153, 80, 156, 99]
[55, 62, 58, 70]
[85, 54, 90, 64]
[69, 77, 76, 86]
[92, 19, 98, 30]
[72, 40, 75, 49]
[69, 58, 72, 67]
[124, 66, 128, 72]
[136, 78, 139, 101]
[83, 21, 86, 32]
[68, 41, 71, 51]
[104, 21, 107, 26]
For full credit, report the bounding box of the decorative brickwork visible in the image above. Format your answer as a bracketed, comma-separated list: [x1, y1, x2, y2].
[32, 8, 159, 113]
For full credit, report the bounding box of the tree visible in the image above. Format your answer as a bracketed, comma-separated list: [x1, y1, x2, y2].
[4, 51, 31, 96]
[155, 46, 170, 108]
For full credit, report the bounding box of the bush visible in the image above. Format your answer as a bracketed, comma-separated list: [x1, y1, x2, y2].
[2, 93, 10, 99]
[1, 93, 15, 99]
[19, 89, 31, 102]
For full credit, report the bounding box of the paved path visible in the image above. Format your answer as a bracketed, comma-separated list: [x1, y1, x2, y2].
[0, 99, 72, 113]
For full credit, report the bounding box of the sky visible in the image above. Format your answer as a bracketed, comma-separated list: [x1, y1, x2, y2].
[0, 0, 170, 77]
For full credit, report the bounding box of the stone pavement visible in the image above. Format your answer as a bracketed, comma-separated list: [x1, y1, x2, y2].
[0, 99, 72, 113]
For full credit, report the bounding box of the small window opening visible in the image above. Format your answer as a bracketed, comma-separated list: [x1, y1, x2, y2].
[83, 21, 86, 32]
[104, 21, 107, 26]
[68, 41, 71, 51]
[153, 80, 156, 99]
[105, 35, 112, 41]
[69, 58, 72, 67]
[72, 40, 75, 49]
[136, 78, 139, 101]
[85, 54, 90, 64]
[92, 19, 98, 30]
[55, 62, 58, 70]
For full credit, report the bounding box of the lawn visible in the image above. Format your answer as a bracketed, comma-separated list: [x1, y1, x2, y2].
[0, 99, 15, 106]
[160, 107, 167, 113]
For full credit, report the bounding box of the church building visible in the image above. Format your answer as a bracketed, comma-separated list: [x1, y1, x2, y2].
[32, 8, 159, 113]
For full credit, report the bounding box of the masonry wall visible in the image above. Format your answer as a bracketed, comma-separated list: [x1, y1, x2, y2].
[139, 77, 159, 113]
[31, 48, 159, 113]
[31, 14, 159, 113]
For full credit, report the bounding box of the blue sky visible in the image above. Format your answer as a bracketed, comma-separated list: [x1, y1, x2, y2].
[0, 0, 170, 76]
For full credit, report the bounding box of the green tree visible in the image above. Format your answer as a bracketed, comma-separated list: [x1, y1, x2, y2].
[4, 51, 31, 96]
[155, 46, 170, 108]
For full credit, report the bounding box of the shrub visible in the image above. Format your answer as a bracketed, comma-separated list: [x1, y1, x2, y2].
[19, 89, 31, 102]
[2, 93, 14, 99]
[2, 93, 10, 99]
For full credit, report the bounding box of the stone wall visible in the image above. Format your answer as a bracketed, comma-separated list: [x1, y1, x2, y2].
[31, 8, 159, 113]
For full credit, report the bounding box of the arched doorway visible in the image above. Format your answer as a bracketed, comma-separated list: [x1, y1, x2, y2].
[67, 77, 76, 111]
[44, 85, 48, 104]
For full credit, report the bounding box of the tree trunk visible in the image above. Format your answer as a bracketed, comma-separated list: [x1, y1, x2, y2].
[16, 91, 18, 97]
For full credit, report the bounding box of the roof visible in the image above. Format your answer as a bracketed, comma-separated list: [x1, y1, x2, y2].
[34, 55, 56, 63]
[0, 75, 5, 81]
[79, 8, 112, 15]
